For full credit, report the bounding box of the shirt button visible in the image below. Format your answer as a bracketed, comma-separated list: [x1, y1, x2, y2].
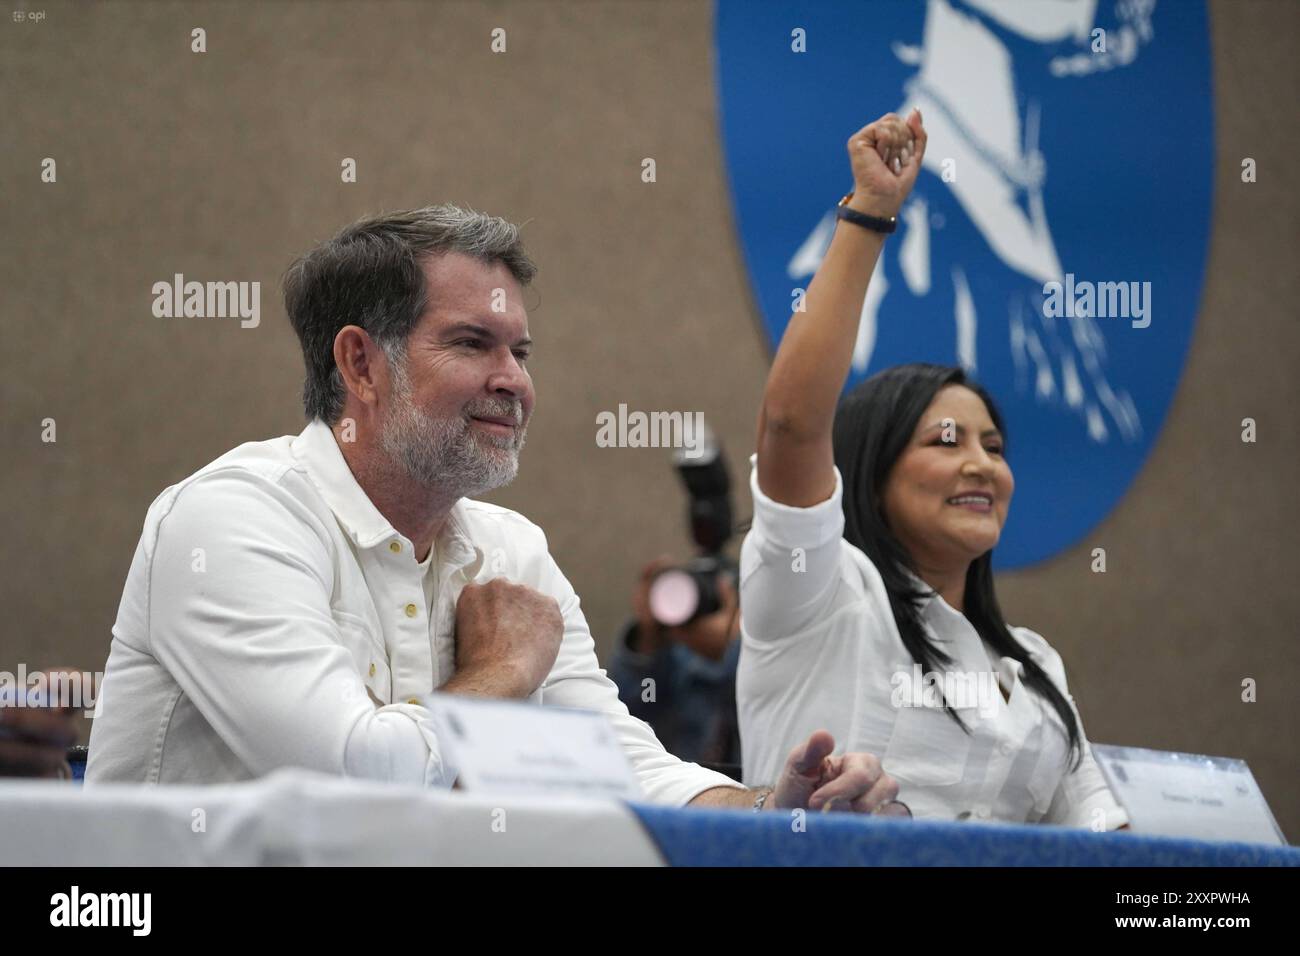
[404, 603, 418, 618]
[368, 663, 377, 678]
[975, 806, 991, 819]
[999, 741, 1015, 756]
[389, 541, 402, 553]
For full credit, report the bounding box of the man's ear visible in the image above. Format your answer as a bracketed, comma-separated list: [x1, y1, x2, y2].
[333, 325, 383, 409]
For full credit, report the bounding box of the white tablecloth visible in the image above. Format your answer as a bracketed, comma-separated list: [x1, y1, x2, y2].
[0, 770, 664, 866]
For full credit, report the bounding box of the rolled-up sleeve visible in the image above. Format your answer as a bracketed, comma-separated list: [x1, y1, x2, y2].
[531, 537, 743, 806]
[1016, 629, 1128, 831]
[740, 455, 847, 641]
[147, 469, 451, 787]
[1045, 739, 1130, 831]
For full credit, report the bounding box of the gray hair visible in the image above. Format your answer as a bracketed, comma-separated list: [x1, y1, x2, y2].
[282, 204, 537, 425]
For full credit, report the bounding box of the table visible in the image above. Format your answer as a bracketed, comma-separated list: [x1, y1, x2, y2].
[2, 770, 1295, 866]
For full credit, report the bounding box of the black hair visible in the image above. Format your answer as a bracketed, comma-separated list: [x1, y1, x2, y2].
[832, 363, 1082, 771]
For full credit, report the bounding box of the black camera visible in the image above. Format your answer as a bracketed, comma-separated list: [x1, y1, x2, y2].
[647, 423, 737, 627]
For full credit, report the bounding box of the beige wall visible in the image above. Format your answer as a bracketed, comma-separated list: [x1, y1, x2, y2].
[4, 1, 1296, 838]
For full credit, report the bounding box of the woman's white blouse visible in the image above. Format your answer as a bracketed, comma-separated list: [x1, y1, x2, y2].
[737, 458, 1128, 829]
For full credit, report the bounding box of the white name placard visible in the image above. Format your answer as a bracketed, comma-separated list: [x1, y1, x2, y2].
[422, 693, 641, 799]
[1093, 744, 1287, 846]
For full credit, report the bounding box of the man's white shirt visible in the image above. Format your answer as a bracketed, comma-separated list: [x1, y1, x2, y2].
[86, 419, 742, 805]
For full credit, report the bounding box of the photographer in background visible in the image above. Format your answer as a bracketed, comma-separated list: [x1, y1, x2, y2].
[608, 557, 741, 769]
[608, 430, 743, 771]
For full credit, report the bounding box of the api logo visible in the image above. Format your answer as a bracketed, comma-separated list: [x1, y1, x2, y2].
[716, 0, 1213, 568]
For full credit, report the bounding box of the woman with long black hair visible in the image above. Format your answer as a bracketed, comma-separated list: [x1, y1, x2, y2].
[738, 109, 1127, 828]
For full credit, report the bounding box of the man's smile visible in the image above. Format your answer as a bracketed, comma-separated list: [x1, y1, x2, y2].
[469, 414, 519, 438]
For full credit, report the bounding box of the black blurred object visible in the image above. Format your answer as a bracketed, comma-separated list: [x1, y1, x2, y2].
[675, 426, 732, 553]
[67, 744, 88, 783]
[647, 423, 737, 627]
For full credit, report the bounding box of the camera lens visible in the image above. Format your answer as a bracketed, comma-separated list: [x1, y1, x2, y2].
[648, 564, 724, 627]
[648, 569, 699, 626]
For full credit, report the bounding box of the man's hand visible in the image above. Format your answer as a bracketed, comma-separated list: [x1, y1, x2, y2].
[845, 108, 927, 220]
[446, 579, 564, 699]
[771, 730, 902, 814]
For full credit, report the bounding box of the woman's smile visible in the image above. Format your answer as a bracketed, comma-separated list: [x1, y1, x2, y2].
[946, 492, 993, 513]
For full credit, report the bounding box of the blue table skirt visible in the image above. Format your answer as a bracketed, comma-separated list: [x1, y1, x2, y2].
[627, 803, 1300, 866]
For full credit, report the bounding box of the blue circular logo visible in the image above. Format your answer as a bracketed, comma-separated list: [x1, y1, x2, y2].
[716, 0, 1213, 568]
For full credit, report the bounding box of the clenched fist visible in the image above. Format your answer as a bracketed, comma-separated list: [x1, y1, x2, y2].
[451, 578, 564, 700]
[844, 108, 927, 221]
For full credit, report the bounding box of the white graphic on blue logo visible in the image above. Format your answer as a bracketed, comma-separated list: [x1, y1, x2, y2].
[716, 0, 1213, 567]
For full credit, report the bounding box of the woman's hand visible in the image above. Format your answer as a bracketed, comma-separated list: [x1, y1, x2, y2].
[844, 108, 927, 219]
[770, 729, 901, 814]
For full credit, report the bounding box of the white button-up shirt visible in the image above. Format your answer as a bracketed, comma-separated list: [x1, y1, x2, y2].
[737, 459, 1128, 829]
[86, 420, 742, 805]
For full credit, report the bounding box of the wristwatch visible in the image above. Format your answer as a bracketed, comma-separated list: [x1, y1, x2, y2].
[836, 191, 897, 234]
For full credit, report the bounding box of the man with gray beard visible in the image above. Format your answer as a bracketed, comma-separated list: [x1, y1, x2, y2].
[379, 331, 525, 497]
[87, 205, 900, 816]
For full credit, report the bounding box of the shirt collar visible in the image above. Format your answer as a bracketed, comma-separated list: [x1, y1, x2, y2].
[996, 654, 1026, 683]
[902, 568, 974, 645]
[291, 418, 482, 572]
[905, 572, 1038, 685]
[903, 568, 947, 613]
